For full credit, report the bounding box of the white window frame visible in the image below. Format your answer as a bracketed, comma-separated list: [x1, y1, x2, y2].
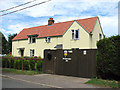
[46, 37, 51, 43]
[72, 29, 79, 40]
[30, 49, 34, 56]
[29, 36, 36, 43]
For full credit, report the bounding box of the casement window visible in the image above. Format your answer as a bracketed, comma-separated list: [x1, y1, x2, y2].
[99, 33, 102, 40]
[72, 29, 79, 40]
[29, 36, 36, 43]
[30, 49, 34, 56]
[46, 37, 51, 43]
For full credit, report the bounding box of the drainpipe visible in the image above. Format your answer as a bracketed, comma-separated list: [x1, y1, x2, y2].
[90, 33, 93, 49]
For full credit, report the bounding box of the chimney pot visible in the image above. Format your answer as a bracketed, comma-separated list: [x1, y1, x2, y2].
[49, 18, 53, 20]
[48, 18, 54, 25]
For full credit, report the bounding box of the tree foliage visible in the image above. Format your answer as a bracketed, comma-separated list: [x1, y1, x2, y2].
[0, 32, 8, 54]
[8, 33, 17, 53]
[97, 35, 120, 80]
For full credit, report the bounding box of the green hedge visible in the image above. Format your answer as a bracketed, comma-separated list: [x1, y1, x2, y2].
[36, 60, 43, 71]
[29, 60, 36, 70]
[2, 57, 43, 71]
[2, 57, 7, 68]
[9, 59, 14, 68]
[23, 60, 30, 70]
[14, 60, 22, 70]
[97, 35, 120, 80]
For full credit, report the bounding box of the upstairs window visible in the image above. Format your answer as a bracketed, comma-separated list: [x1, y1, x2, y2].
[99, 33, 102, 40]
[29, 36, 36, 43]
[72, 29, 79, 40]
[46, 37, 51, 43]
[30, 49, 34, 56]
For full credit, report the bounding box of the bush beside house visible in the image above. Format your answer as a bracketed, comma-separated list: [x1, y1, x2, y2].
[96, 35, 120, 80]
[2, 56, 43, 72]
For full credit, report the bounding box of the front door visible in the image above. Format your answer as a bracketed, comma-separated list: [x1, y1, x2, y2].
[21, 50, 24, 57]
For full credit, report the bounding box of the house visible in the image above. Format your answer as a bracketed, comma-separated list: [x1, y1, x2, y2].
[12, 16, 104, 58]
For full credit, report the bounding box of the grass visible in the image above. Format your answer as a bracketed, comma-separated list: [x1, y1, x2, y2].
[2, 68, 43, 75]
[85, 78, 120, 88]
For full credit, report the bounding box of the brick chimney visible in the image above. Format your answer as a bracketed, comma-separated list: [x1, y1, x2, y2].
[48, 18, 54, 25]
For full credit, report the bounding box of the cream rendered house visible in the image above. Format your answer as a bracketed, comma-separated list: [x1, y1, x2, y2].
[12, 16, 104, 58]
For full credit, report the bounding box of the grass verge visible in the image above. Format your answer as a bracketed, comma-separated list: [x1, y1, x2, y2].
[2, 68, 43, 75]
[85, 78, 120, 88]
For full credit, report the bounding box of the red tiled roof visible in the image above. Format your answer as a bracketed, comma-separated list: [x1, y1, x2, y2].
[76, 16, 98, 32]
[12, 16, 98, 40]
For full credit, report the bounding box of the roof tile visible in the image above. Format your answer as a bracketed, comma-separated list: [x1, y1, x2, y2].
[12, 16, 98, 40]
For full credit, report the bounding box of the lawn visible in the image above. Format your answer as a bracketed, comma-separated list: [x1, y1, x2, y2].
[85, 78, 120, 88]
[2, 68, 43, 75]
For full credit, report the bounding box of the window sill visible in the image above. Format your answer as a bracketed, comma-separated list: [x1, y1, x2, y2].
[71, 39, 79, 41]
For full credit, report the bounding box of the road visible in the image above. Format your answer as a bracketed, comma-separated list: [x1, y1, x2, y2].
[2, 76, 107, 90]
[2, 77, 51, 88]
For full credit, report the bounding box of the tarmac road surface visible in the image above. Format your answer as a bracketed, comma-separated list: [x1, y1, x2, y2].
[2, 77, 51, 88]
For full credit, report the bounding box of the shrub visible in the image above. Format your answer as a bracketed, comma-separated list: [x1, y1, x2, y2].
[36, 60, 43, 71]
[2, 56, 43, 72]
[18, 60, 22, 70]
[38, 56, 42, 59]
[2, 56, 14, 68]
[34, 56, 37, 58]
[2, 57, 7, 68]
[6, 59, 9, 68]
[29, 60, 36, 70]
[11, 59, 15, 68]
[14, 60, 20, 69]
[9, 58, 14, 68]
[30, 56, 34, 59]
[97, 35, 120, 80]
[21, 56, 24, 58]
[118, 81, 120, 88]
[8, 59, 11, 68]
[13, 60, 16, 69]
[23, 60, 30, 70]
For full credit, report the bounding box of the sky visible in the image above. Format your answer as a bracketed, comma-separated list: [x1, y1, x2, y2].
[0, 0, 119, 40]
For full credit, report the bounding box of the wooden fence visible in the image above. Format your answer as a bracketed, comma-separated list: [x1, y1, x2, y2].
[43, 49, 97, 78]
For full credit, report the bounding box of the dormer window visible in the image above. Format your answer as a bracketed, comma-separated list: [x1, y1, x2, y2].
[46, 37, 51, 43]
[72, 29, 79, 40]
[29, 36, 36, 43]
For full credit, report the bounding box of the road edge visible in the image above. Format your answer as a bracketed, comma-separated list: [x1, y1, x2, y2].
[1, 74, 63, 88]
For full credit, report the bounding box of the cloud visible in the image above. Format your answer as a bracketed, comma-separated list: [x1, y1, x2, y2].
[18, 0, 118, 18]
[7, 24, 30, 34]
[99, 15, 118, 37]
[1, 23, 32, 40]
[0, 0, 118, 18]
[0, 0, 119, 38]
[0, 0, 16, 10]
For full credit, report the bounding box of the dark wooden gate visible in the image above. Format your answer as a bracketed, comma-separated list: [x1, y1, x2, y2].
[43, 50, 56, 74]
[43, 49, 97, 78]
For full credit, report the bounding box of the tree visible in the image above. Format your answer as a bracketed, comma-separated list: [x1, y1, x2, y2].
[8, 33, 17, 53]
[0, 32, 8, 54]
[97, 35, 120, 80]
